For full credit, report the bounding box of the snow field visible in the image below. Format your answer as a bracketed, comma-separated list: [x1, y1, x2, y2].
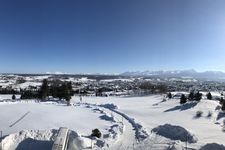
[0, 93, 225, 149]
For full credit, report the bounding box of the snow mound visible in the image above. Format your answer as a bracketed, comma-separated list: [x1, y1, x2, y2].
[67, 130, 90, 150]
[1, 129, 92, 150]
[200, 143, 225, 150]
[93, 108, 105, 114]
[167, 143, 184, 150]
[99, 114, 115, 122]
[1, 129, 57, 150]
[104, 124, 124, 140]
[99, 103, 119, 110]
[92, 107, 116, 123]
[152, 124, 197, 143]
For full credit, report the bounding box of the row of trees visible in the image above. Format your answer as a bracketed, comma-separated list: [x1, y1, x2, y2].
[20, 90, 39, 99]
[167, 91, 203, 104]
[20, 79, 73, 102]
[0, 88, 20, 94]
[177, 91, 225, 112]
[167, 91, 215, 100]
[179, 91, 203, 104]
[187, 91, 202, 101]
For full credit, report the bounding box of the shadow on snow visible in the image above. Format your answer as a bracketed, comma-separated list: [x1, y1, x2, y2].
[164, 102, 198, 112]
[16, 138, 53, 150]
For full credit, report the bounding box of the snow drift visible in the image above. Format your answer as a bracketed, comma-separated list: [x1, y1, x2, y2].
[152, 124, 197, 143]
[1, 129, 57, 150]
[200, 143, 225, 150]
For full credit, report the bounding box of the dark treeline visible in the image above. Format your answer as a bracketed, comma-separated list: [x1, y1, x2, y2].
[0, 88, 20, 94]
[20, 79, 73, 102]
[179, 91, 202, 104]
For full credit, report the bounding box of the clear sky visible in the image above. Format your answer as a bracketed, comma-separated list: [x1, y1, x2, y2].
[0, 0, 225, 74]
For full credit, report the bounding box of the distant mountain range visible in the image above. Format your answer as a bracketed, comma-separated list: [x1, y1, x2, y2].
[120, 69, 225, 80]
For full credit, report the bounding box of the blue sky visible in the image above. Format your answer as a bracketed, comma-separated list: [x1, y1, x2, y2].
[0, 0, 225, 74]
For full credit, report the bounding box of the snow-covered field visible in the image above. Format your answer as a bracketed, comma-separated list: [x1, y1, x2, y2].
[0, 94, 225, 150]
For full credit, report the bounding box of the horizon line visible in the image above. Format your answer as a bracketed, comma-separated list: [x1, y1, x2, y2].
[1, 69, 225, 75]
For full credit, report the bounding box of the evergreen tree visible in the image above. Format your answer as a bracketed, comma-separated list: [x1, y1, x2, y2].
[57, 83, 71, 102]
[221, 93, 224, 102]
[194, 91, 202, 101]
[63, 83, 71, 101]
[12, 94, 16, 100]
[180, 94, 187, 104]
[50, 83, 59, 98]
[38, 79, 49, 100]
[167, 92, 172, 99]
[222, 100, 225, 111]
[67, 82, 73, 96]
[206, 92, 212, 100]
[20, 90, 38, 99]
[220, 97, 224, 105]
[188, 91, 195, 101]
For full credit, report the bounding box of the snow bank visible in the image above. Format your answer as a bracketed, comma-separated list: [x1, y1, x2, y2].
[91, 107, 117, 123]
[1, 129, 57, 150]
[100, 114, 116, 122]
[200, 143, 225, 150]
[1, 129, 92, 150]
[104, 124, 124, 140]
[166, 143, 185, 150]
[92, 107, 116, 123]
[67, 130, 90, 150]
[99, 103, 119, 110]
[152, 124, 197, 143]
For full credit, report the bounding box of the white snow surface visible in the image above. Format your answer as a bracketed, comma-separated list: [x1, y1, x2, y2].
[1, 129, 56, 150]
[152, 124, 198, 143]
[0, 94, 225, 149]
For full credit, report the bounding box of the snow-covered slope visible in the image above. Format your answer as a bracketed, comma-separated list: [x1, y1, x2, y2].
[0, 94, 225, 150]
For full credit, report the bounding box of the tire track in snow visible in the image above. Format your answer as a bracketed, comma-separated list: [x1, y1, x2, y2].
[76, 102, 137, 149]
[97, 104, 149, 141]
[83, 103, 149, 141]
[95, 105, 137, 150]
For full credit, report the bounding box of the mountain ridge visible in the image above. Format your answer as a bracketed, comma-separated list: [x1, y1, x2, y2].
[120, 69, 225, 80]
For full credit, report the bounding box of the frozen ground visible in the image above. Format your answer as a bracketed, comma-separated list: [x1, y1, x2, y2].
[0, 94, 225, 149]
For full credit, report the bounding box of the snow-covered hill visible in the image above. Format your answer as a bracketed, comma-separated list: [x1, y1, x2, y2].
[0, 94, 225, 150]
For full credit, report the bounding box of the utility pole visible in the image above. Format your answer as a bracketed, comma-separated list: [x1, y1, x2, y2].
[91, 138, 93, 149]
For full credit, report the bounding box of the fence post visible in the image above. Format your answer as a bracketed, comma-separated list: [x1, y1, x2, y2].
[91, 138, 92, 149]
[0, 130, 2, 150]
[186, 134, 188, 150]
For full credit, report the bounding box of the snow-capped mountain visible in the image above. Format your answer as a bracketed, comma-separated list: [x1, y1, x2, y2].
[120, 69, 225, 80]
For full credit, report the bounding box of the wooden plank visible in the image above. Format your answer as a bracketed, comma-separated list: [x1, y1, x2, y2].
[52, 127, 69, 150]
